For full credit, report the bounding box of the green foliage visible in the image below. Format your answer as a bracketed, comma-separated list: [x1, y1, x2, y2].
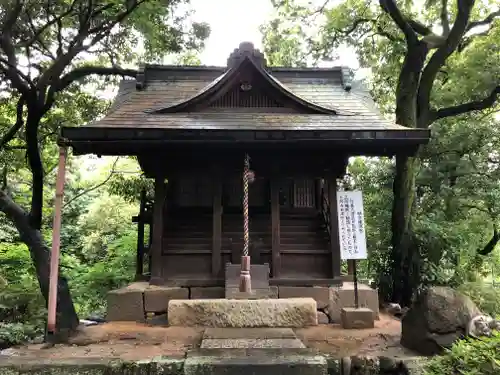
[71, 228, 137, 317]
[0, 155, 141, 343]
[458, 282, 500, 318]
[76, 192, 136, 263]
[0, 243, 46, 347]
[425, 332, 500, 375]
[0, 323, 39, 349]
[261, 0, 500, 301]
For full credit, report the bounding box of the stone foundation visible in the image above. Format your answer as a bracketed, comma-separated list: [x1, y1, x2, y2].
[0, 355, 427, 375]
[106, 282, 379, 324]
[168, 298, 318, 327]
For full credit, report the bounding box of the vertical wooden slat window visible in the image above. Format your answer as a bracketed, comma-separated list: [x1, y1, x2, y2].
[293, 178, 315, 208]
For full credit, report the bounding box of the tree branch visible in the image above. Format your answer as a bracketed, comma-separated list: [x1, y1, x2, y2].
[466, 9, 500, 32]
[63, 158, 120, 209]
[43, 65, 137, 111]
[417, 0, 475, 126]
[0, 0, 34, 96]
[477, 224, 499, 256]
[406, 18, 433, 36]
[0, 96, 26, 149]
[441, 0, 450, 35]
[0, 57, 36, 90]
[434, 86, 500, 120]
[19, 0, 79, 49]
[379, 0, 418, 43]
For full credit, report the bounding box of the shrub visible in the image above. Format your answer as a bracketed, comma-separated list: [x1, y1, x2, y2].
[425, 331, 500, 375]
[0, 322, 39, 349]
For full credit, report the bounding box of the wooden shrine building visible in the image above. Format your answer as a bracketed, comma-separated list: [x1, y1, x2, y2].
[60, 42, 430, 290]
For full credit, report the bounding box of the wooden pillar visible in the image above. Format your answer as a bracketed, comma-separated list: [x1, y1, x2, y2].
[271, 175, 281, 278]
[327, 174, 341, 278]
[347, 260, 355, 275]
[135, 189, 146, 281]
[212, 171, 222, 277]
[150, 176, 166, 285]
[47, 146, 68, 336]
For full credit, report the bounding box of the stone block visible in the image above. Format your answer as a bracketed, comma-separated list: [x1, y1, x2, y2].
[168, 298, 318, 328]
[190, 287, 225, 299]
[278, 286, 330, 309]
[203, 328, 297, 340]
[183, 348, 327, 375]
[327, 283, 379, 323]
[340, 307, 375, 329]
[144, 286, 188, 313]
[317, 311, 330, 324]
[106, 288, 144, 322]
[226, 287, 277, 299]
[200, 338, 306, 349]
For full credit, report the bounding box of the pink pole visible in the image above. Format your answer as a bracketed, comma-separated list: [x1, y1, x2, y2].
[47, 146, 68, 335]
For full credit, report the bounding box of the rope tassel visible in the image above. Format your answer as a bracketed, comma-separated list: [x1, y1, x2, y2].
[239, 153, 252, 293]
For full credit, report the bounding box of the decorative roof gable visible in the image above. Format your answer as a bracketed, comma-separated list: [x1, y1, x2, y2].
[147, 42, 340, 115]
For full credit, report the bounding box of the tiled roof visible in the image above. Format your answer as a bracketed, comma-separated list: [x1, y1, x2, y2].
[93, 67, 406, 132]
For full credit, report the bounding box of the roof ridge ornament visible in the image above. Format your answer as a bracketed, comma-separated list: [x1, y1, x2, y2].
[340, 66, 353, 92]
[227, 42, 267, 70]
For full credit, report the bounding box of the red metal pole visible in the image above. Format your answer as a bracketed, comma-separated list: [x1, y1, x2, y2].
[47, 146, 68, 335]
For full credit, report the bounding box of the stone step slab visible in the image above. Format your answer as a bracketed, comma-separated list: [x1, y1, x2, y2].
[203, 327, 297, 339]
[200, 327, 305, 349]
[183, 348, 327, 375]
[200, 338, 306, 349]
[168, 298, 318, 328]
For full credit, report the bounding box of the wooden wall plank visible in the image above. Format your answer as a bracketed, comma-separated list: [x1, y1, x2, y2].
[271, 175, 281, 278]
[150, 176, 166, 285]
[212, 171, 222, 277]
[135, 189, 146, 280]
[327, 174, 342, 278]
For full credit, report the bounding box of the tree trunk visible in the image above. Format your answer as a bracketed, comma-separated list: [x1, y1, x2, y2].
[389, 155, 421, 306]
[388, 41, 428, 306]
[0, 191, 79, 335]
[25, 113, 45, 230]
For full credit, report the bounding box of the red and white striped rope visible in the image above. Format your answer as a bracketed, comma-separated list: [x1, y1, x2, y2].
[243, 153, 250, 257]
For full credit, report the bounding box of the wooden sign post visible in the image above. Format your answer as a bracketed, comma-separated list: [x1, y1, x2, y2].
[336, 191, 367, 309]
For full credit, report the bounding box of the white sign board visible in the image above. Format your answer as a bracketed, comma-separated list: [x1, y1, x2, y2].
[336, 191, 367, 260]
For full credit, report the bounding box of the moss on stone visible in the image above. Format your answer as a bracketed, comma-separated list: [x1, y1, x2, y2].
[323, 355, 341, 375]
[0, 366, 19, 375]
[150, 357, 184, 375]
[18, 363, 109, 375]
[350, 356, 380, 375]
[120, 360, 151, 375]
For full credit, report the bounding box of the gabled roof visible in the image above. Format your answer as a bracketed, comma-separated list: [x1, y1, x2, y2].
[60, 42, 430, 156]
[146, 51, 339, 115]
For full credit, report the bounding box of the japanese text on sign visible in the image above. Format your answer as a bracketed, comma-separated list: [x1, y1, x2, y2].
[336, 191, 367, 260]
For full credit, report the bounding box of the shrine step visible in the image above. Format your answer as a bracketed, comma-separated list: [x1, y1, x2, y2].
[200, 327, 305, 349]
[183, 348, 326, 375]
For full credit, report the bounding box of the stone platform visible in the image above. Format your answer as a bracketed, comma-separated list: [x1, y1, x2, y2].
[168, 298, 318, 327]
[185, 323, 323, 374]
[106, 282, 379, 324]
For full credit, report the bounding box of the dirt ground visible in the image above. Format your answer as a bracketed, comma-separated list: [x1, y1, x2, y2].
[296, 314, 417, 358]
[2, 314, 415, 360]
